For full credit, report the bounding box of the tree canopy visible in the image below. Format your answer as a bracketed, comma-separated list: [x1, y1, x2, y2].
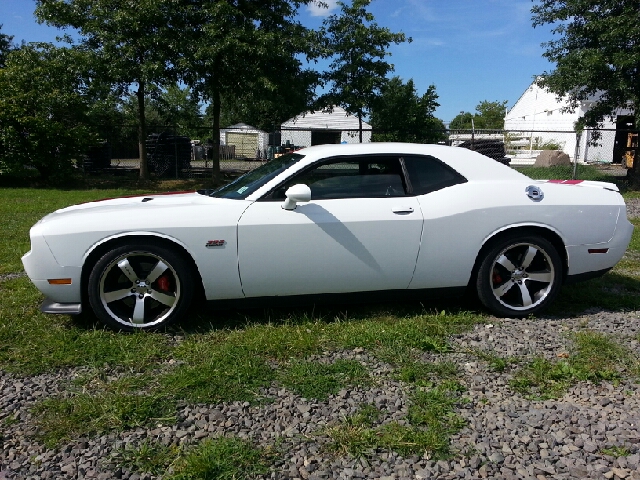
[0, 24, 15, 68]
[0, 44, 96, 182]
[531, 0, 640, 129]
[319, 0, 409, 142]
[35, 0, 186, 180]
[370, 77, 444, 143]
[449, 100, 507, 130]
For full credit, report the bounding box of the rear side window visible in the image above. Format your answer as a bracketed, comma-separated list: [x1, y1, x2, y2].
[402, 155, 466, 195]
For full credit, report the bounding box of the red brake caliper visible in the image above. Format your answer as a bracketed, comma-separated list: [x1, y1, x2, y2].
[156, 275, 171, 292]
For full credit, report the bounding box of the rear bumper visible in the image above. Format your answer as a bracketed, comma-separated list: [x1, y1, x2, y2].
[566, 217, 634, 277]
[564, 268, 612, 285]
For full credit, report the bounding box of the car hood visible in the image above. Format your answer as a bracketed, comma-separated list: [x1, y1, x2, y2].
[37, 192, 220, 223]
[31, 191, 253, 237]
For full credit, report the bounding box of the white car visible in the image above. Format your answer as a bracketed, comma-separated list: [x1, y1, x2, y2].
[22, 143, 633, 331]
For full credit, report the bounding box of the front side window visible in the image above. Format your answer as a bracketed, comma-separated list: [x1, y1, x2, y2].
[206, 153, 304, 199]
[265, 156, 407, 200]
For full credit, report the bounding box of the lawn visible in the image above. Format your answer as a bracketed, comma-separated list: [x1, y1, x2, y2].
[1, 167, 639, 477]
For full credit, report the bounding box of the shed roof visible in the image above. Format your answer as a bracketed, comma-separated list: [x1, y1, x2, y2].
[282, 106, 371, 130]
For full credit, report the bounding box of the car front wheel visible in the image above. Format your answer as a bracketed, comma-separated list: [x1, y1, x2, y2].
[88, 243, 194, 331]
[476, 235, 562, 317]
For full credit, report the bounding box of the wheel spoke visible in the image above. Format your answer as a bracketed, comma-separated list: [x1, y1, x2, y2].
[149, 289, 176, 307]
[103, 288, 134, 303]
[131, 296, 146, 324]
[493, 280, 514, 298]
[117, 258, 138, 282]
[521, 246, 538, 269]
[496, 255, 516, 272]
[518, 283, 533, 307]
[146, 260, 169, 283]
[527, 272, 553, 283]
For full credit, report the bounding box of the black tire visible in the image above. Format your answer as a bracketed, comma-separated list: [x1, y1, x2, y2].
[87, 242, 194, 331]
[476, 234, 562, 317]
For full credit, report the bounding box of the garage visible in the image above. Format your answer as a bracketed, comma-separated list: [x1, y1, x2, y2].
[220, 123, 269, 159]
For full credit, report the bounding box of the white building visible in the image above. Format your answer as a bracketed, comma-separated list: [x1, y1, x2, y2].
[281, 106, 372, 147]
[505, 81, 634, 164]
[219, 123, 269, 159]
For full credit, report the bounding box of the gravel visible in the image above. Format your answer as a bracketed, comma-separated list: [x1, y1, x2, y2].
[1, 196, 638, 480]
[2, 311, 640, 480]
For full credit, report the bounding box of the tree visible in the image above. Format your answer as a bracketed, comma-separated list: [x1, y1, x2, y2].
[320, 0, 409, 142]
[449, 100, 507, 130]
[0, 44, 97, 182]
[449, 111, 474, 130]
[370, 77, 445, 143]
[35, 0, 185, 180]
[182, 0, 319, 183]
[150, 84, 204, 138]
[475, 100, 508, 129]
[532, 0, 640, 130]
[0, 24, 14, 68]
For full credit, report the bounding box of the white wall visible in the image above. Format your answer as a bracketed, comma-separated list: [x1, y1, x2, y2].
[506, 83, 633, 163]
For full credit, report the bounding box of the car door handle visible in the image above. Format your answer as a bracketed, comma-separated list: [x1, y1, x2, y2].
[392, 207, 414, 214]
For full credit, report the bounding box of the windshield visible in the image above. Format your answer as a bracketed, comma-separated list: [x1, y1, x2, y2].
[206, 153, 305, 199]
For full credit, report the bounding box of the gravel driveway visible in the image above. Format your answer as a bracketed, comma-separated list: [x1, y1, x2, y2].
[1, 200, 639, 480]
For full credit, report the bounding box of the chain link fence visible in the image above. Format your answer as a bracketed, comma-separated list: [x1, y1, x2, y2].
[79, 125, 638, 179]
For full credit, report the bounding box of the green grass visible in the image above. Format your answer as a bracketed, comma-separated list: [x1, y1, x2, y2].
[0, 277, 171, 375]
[279, 358, 370, 400]
[118, 441, 182, 476]
[396, 360, 459, 386]
[34, 392, 175, 447]
[515, 164, 620, 182]
[510, 330, 639, 400]
[324, 382, 467, 459]
[166, 437, 274, 480]
[600, 445, 632, 457]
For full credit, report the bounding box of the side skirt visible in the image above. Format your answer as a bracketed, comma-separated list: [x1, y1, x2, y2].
[206, 287, 468, 311]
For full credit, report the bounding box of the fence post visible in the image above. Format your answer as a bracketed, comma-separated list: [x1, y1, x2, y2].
[573, 131, 582, 180]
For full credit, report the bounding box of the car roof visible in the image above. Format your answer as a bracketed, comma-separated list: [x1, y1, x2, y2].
[246, 143, 527, 200]
[293, 143, 527, 182]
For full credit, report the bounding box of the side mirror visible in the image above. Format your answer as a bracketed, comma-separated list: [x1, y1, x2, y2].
[282, 184, 311, 210]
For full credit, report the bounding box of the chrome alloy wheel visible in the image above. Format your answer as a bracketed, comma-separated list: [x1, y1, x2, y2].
[489, 242, 555, 311]
[98, 251, 181, 328]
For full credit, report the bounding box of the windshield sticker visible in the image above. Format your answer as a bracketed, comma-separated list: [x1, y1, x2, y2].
[237, 186, 248, 194]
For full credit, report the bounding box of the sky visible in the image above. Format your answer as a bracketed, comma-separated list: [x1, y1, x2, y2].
[0, 0, 556, 123]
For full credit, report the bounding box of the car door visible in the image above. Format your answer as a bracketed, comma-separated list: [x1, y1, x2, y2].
[236, 155, 424, 298]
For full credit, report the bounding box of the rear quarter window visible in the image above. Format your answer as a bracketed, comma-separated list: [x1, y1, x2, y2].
[403, 155, 467, 195]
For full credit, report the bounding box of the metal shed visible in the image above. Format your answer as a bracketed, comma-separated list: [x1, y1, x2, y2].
[220, 123, 269, 159]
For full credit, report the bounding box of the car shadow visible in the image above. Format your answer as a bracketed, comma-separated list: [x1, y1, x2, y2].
[66, 272, 640, 334]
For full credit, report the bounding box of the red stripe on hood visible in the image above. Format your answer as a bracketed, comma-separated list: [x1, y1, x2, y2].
[546, 180, 584, 184]
[87, 191, 195, 203]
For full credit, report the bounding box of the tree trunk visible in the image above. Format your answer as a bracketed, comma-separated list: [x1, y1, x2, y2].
[627, 110, 640, 188]
[358, 114, 363, 143]
[210, 88, 222, 185]
[137, 81, 149, 181]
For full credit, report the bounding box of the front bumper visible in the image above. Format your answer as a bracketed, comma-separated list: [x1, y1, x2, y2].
[22, 235, 83, 304]
[41, 298, 82, 315]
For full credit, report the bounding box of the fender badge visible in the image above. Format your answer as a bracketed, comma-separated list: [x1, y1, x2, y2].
[206, 240, 226, 248]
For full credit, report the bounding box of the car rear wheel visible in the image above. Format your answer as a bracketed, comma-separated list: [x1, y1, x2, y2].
[476, 235, 562, 317]
[88, 243, 194, 331]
